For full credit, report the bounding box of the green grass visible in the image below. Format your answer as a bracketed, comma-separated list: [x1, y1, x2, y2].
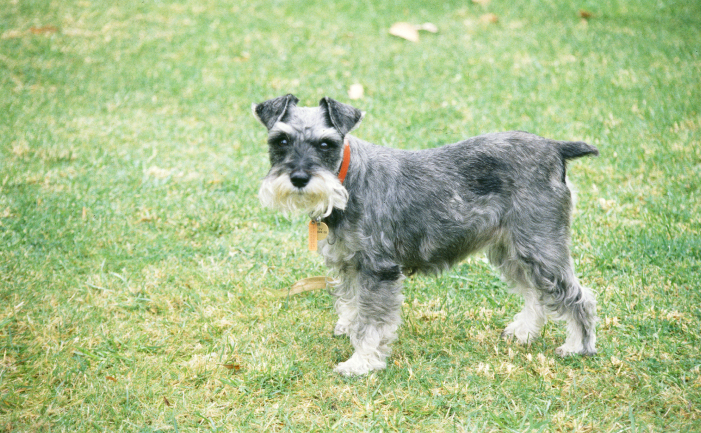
[1, 0, 700, 431]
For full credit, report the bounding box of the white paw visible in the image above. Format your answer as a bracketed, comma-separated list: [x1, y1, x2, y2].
[334, 321, 350, 337]
[502, 322, 539, 345]
[555, 343, 583, 357]
[333, 353, 385, 376]
[555, 343, 596, 357]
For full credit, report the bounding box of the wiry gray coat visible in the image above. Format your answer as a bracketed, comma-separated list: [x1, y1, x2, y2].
[254, 95, 598, 376]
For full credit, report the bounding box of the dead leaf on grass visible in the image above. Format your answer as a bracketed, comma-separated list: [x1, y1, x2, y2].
[222, 363, 242, 371]
[479, 13, 499, 24]
[30, 26, 59, 35]
[163, 396, 171, 407]
[106, 376, 117, 382]
[278, 276, 329, 297]
[137, 208, 158, 223]
[389, 22, 419, 42]
[389, 22, 438, 42]
[578, 9, 593, 19]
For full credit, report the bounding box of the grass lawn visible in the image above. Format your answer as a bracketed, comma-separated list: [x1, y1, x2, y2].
[1, 0, 700, 431]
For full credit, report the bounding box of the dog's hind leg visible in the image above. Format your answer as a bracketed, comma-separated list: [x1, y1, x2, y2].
[496, 176, 597, 356]
[549, 276, 597, 357]
[501, 285, 547, 345]
[333, 264, 404, 376]
[489, 242, 547, 345]
[505, 241, 597, 356]
[536, 268, 597, 356]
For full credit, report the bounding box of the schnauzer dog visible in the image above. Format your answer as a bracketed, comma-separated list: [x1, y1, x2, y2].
[253, 94, 598, 376]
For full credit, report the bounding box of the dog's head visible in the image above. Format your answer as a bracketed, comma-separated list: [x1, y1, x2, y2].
[253, 95, 364, 218]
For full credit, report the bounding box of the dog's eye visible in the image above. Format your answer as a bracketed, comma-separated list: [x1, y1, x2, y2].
[278, 138, 288, 146]
[319, 142, 329, 150]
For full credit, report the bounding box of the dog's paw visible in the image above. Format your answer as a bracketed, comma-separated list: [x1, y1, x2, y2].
[333, 353, 385, 376]
[334, 361, 370, 377]
[555, 344, 597, 357]
[334, 322, 350, 337]
[501, 323, 538, 346]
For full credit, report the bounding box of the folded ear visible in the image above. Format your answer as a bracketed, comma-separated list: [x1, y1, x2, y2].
[319, 97, 364, 136]
[252, 94, 299, 130]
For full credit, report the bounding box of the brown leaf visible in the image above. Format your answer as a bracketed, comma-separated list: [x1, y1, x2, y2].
[578, 9, 593, 19]
[137, 215, 157, 223]
[222, 363, 242, 371]
[106, 376, 117, 382]
[389, 22, 419, 42]
[278, 276, 329, 297]
[30, 26, 59, 35]
[163, 396, 171, 407]
[479, 13, 498, 24]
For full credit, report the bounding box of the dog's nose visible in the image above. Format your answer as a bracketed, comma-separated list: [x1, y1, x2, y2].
[290, 170, 311, 188]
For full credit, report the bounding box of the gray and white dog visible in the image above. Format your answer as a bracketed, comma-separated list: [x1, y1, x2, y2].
[253, 94, 598, 376]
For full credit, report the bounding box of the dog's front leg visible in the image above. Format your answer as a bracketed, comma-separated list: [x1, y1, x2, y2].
[333, 265, 404, 376]
[332, 269, 359, 337]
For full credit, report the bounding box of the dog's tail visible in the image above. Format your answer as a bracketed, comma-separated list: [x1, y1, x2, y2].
[556, 140, 599, 160]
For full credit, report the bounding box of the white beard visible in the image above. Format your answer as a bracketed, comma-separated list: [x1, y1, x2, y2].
[258, 170, 349, 219]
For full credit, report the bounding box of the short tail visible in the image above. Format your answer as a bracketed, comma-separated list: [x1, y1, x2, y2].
[557, 141, 599, 160]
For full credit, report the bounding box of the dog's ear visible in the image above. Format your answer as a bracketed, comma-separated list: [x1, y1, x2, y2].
[252, 94, 299, 130]
[319, 97, 364, 136]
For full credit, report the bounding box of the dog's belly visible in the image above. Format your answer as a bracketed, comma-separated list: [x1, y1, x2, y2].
[387, 203, 502, 274]
[398, 226, 499, 274]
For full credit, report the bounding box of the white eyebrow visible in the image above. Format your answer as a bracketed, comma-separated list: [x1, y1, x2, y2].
[270, 122, 295, 136]
[271, 123, 342, 142]
[314, 128, 343, 141]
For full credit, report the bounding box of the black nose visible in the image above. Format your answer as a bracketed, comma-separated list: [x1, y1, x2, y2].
[290, 170, 311, 188]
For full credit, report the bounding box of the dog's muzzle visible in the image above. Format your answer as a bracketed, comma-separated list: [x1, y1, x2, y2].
[259, 169, 349, 218]
[289, 170, 311, 189]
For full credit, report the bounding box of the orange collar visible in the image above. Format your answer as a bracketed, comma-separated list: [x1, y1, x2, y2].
[338, 139, 351, 184]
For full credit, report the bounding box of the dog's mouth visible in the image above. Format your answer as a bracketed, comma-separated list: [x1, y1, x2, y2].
[258, 169, 349, 218]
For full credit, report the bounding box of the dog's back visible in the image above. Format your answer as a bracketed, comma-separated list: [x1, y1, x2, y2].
[348, 130, 597, 193]
[333, 132, 595, 272]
